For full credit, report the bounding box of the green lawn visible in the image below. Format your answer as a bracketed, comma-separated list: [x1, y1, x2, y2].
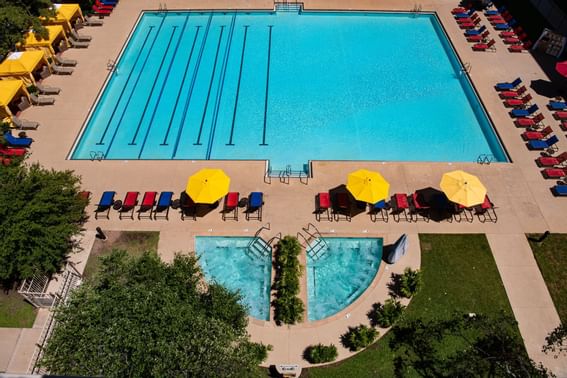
[82, 231, 160, 279]
[302, 234, 516, 377]
[528, 233, 567, 323]
[0, 291, 37, 328]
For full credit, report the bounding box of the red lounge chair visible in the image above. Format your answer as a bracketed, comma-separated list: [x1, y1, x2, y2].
[138, 191, 157, 219]
[315, 192, 331, 222]
[536, 152, 567, 167]
[452, 203, 474, 223]
[118, 191, 139, 219]
[514, 113, 544, 128]
[499, 85, 526, 99]
[391, 193, 410, 222]
[467, 31, 490, 43]
[0, 146, 26, 156]
[452, 5, 471, 14]
[92, 4, 112, 15]
[504, 94, 531, 107]
[542, 167, 567, 179]
[333, 192, 351, 222]
[472, 39, 496, 51]
[508, 41, 531, 52]
[409, 193, 430, 222]
[180, 191, 196, 220]
[457, 14, 479, 24]
[94, 0, 114, 10]
[489, 17, 507, 24]
[459, 19, 481, 29]
[474, 195, 497, 223]
[561, 121, 567, 131]
[499, 31, 517, 38]
[522, 126, 553, 141]
[554, 111, 567, 120]
[222, 192, 239, 221]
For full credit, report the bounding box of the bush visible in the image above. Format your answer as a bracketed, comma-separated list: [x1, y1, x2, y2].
[341, 325, 378, 351]
[369, 298, 405, 328]
[273, 236, 304, 325]
[400, 267, 422, 298]
[304, 344, 338, 363]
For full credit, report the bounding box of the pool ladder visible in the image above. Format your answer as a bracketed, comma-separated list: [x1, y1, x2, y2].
[264, 162, 310, 185]
[477, 154, 494, 165]
[89, 151, 105, 161]
[246, 223, 274, 259]
[412, 4, 422, 16]
[298, 223, 328, 261]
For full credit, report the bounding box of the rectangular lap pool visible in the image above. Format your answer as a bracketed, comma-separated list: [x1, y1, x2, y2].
[72, 10, 508, 170]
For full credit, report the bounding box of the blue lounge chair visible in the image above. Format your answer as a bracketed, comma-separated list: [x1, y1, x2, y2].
[100, 0, 118, 4]
[3, 131, 32, 147]
[465, 25, 487, 36]
[246, 192, 264, 221]
[94, 191, 116, 219]
[495, 78, 521, 91]
[528, 135, 559, 151]
[552, 184, 567, 196]
[485, 6, 505, 16]
[511, 104, 538, 118]
[494, 19, 517, 30]
[454, 9, 475, 18]
[154, 191, 173, 220]
[548, 101, 567, 111]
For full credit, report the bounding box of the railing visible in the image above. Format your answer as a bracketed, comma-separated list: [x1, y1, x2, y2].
[158, 2, 168, 11]
[106, 59, 118, 73]
[412, 4, 422, 16]
[477, 154, 494, 165]
[274, 1, 303, 12]
[89, 151, 105, 161]
[462, 62, 472, 74]
[246, 223, 273, 258]
[302, 223, 329, 261]
[264, 163, 310, 185]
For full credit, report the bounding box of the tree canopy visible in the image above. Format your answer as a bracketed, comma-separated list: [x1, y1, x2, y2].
[0, 160, 86, 286]
[0, 0, 51, 58]
[40, 250, 269, 377]
[389, 312, 551, 377]
[544, 323, 567, 359]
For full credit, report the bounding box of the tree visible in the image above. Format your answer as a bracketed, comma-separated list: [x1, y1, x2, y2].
[0, 0, 51, 58]
[369, 298, 405, 328]
[40, 250, 270, 377]
[304, 344, 338, 363]
[389, 312, 552, 377]
[0, 160, 86, 286]
[341, 324, 378, 352]
[273, 236, 304, 325]
[544, 323, 567, 358]
[399, 267, 422, 298]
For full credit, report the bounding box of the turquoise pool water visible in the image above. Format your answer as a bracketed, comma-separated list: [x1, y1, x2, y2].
[307, 237, 382, 321]
[195, 236, 271, 320]
[72, 10, 508, 169]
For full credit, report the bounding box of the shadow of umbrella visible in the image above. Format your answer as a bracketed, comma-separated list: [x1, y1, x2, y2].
[530, 79, 564, 99]
[414, 187, 452, 223]
[179, 191, 220, 218]
[329, 184, 367, 220]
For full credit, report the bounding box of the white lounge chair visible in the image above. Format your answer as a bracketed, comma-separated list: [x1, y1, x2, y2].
[54, 55, 77, 67]
[51, 64, 74, 75]
[36, 83, 61, 95]
[83, 17, 104, 26]
[69, 39, 89, 48]
[70, 29, 92, 42]
[12, 116, 40, 130]
[30, 93, 55, 106]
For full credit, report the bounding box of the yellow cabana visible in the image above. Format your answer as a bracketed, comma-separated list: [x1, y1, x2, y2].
[0, 80, 31, 124]
[0, 51, 50, 86]
[21, 25, 68, 59]
[42, 4, 85, 34]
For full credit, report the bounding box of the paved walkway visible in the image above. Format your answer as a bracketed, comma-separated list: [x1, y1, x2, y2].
[2, 0, 567, 374]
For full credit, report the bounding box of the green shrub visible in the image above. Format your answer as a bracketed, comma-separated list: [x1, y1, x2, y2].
[304, 344, 338, 363]
[400, 267, 422, 298]
[273, 236, 304, 325]
[369, 298, 405, 328]
[341, 325, 378, 351]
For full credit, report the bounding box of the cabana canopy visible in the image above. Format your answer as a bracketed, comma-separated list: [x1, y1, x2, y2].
[21, 25, 68, 58]
[0, 79, 30, 122]
[42, 4, 85, 33]
[0, 51, 49, 85]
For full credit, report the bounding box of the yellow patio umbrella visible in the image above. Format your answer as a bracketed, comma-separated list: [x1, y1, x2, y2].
[0, 51, 49, 86]
[0, 80, 30, 120]
[346, 169, 390, 204]
[186, 169, 230, 204]
[20, 25, 68, 58]
[440, 170, 487, 207]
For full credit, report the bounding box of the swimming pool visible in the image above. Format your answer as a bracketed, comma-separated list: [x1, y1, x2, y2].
[195, 236, 272, 320]
[72, 10, 508, 170]
[307, 237, 382, 321]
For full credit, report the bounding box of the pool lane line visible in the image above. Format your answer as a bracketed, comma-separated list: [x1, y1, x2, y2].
[205, 13, 237, 159]
[96, 25, 155, 145]
[137, 16, 190, 158]
[160, 25, 201, 146]
[227, 25, 249, 146]
[104, 16, 167, 157]
[128, 25, 178, 146]
[261, 25, 273, 147]
[193, 26, 225, 146]
[171, 13, 213, 158]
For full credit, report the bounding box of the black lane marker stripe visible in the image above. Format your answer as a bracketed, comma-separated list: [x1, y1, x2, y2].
[261, 25, 273, 146]
[227, 25, 248, 146]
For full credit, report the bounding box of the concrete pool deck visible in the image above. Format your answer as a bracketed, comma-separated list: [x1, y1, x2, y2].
[3, 0, 567, 375]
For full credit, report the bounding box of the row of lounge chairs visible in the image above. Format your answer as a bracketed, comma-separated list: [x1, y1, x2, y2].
[92, 0, 118, 16]
[495, 78, 567, 196]
[93, 191, 264, 221]
[315, 191, 497, 224]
